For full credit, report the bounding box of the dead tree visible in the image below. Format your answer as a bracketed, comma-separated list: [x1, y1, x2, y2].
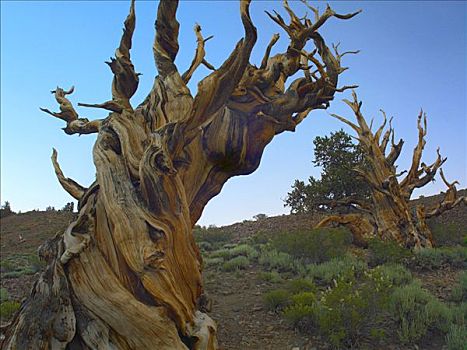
[316, 91, 466, 249]
[2, 0, 360, 349]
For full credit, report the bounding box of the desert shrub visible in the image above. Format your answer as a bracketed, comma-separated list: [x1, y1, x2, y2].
[258, 249, 299, 273]
[285, 278, 316, 295]
[446, 324, 467, 350]
[222, 256, 249, 271]
[0, 253, 45, 278]
[193, 226, 231, 248]
[450, 271, 467, 302]
[389, 281, 452, 343]
[367, 238, 412, 266]
[0, 301, 20, 321]
[0, 260, 15, 273]
[429, 222, 467, 247]
[374, 264, 413, 286]
[271, 228, 352, 264]
[291, 292, 316, 307]
[263, 289, 290, 311]
[283, 303, 314, 327]
[0, 288, 9, 303]
[229, 244, 258, 259]
[312, 271, 391, 348]
[306, 255, 366, 285]
[203, 257, 223, 268]
[209, 248, 232, 260]
[198, 241, 213, 252]
[413, 247, 467, 270]
[258, 271, 282, 283]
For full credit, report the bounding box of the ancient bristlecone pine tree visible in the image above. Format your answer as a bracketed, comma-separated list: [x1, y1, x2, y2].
[2, 1, 360, 349]
[316, 92, 466, 249]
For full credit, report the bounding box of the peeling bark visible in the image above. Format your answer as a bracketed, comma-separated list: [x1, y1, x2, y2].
[2, 1, 359, 348]
[317, 91, 466, 249]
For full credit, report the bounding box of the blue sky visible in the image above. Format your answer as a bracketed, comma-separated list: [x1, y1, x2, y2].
[1, 1, 465, 226]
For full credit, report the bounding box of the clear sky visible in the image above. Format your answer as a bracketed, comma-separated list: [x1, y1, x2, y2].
[1, 1, 466, 226]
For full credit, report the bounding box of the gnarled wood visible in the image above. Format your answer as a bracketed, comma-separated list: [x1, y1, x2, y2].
[2, 1, 359, 349]
[317, 91, 465, 249]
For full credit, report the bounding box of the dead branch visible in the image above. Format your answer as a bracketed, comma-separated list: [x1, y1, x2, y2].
[40, 86, 101, 135]
[51, 148, 86, 200]
[182, 24, 213, 84]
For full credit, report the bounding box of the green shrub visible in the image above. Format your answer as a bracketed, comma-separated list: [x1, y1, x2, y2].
[0, 260, 15, 273]
[229, 244, 258, 259]
[258, 271, 282, 283]
[429, 222, 467, 247]
[263, 289, 290, 311]
[198, 241, 213, 252]
[306, 255, 366, 285]
[367, 238, 412, 266]
[413, 247, 467, 270]
[209, 248, 232, 260]
[0, 288, 9, 303]
[0, 301, 20, 321]
[222, 256, 249, 271]
[389, 281, 451, 343]
[446, 324, 467, 350]
[271, 228, 352, 264]
[193, 226, 231, 248]
[374, 264, 413, 286]
[283, 303, 314, 327]
[311, 272, 391, 349]
[451, 271, 467, 302]
[258, 249, 298, 273]
[204, 257, 224, 268]
[291, 292, 316, 307]
[285, 278, 316, 295]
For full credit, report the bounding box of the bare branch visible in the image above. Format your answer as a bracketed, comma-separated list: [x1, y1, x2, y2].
[106, 0, 140, 107]
[188, 0, 257, 132]
[40, 86, 101, 135]
[182, 24, 212, 84]
[51, 148, 86, 200]
[78, 101, 123, 114]
[154, 0, 180, 77]
[260, 33, 280, 69]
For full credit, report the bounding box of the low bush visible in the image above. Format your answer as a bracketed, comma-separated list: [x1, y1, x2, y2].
[198, 241, 213, 252]
[229, 244, 258, 259]
[209, 248, 231, 260]
[258, 249, 299, 273]
[271, 228, 352, 264]
[0, 301, 20, 321]
[450, 271, 467, 302]
[367, 238, 412, 267]
[285, 278, 316, 295]
[413, 247, 467, 270]
[203, 257, 224, 268]
[0, 288, 9, 303]
[306, 255, 366, 285]
[193, 226, 231, 248]
[373, 264, 413, 287]
[263, 289, 290, 311]
[389, 280, 452, 343]
[222, 256, 249, 271]
[446, 324, 467, 350]
[283, 303, 314, 327]
[429, 222, 467, 247]
[258, 271, 282, 283]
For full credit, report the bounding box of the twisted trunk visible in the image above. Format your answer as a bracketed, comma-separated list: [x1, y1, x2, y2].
[2, 0, 360, 348]
[317, 92, 466, 249]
